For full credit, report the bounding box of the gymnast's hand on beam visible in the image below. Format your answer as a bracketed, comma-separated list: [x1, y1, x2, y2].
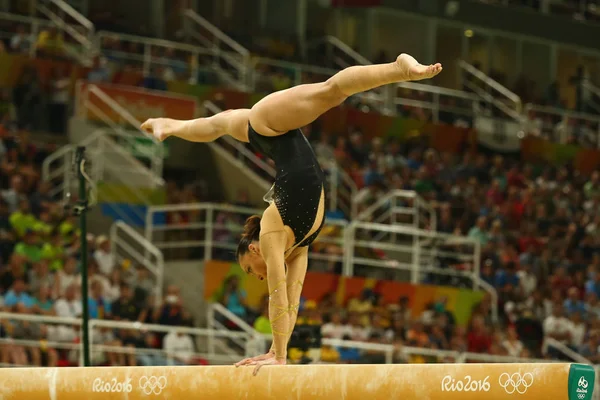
[252, 357, 286, 376]
[234, 350, 275, 367]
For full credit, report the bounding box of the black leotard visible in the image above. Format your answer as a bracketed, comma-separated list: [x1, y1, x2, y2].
[248, 124, 325, 248]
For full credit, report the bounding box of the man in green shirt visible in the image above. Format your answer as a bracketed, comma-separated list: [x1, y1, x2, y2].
[9, 199, 37, 238]
[41, 230, 65, 271]
[14, 230, 42, 263]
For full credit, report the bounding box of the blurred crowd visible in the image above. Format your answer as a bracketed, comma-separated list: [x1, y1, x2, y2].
[478, 0, 600, 22]
[214, 131, 600, 364]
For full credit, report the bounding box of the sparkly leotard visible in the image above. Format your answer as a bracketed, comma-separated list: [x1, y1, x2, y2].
[248, 124, 325, 248]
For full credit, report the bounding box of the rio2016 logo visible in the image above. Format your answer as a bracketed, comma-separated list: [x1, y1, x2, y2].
[441, 375, 491, 392]
[92, 378, 133, 393]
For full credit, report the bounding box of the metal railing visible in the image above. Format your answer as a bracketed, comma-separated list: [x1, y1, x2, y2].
[35, 0, 94, 64]
[523, 103, 600, 147]
[182, 9, 250, 90]
[207, 303, 586, 368]
[144, 202, 496, 321]
[354, 189, 436, 230]
[0, 312, 252, 367]
[583, 80, 600, 115]
[459, 60, 522, 121]
[75, 82, 165, 183]
[110, 220, 164, 305]
[97, 30, 204, 83]
[42, 129, 159, 226]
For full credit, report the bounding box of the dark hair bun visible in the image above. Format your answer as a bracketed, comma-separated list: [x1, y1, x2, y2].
[242, 215, 261, 241]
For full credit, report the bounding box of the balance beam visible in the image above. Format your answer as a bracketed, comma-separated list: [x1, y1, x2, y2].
[0, 363, 595, 400]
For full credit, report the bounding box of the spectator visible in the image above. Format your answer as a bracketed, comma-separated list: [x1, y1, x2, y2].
[10, 25, 33, 54]
[28, 260, 54, 295]
[543, 304, 571, 356]
[35, 27, 65, 59]
[467, 315, 492, 353]
[54, 257, 79, 298]
[112, 283, 141, 321]
[41, 230, 65, 272]
[163, 330, 195, 365]
[4, 279, 34, 309]
[94, 235, 115, 277]
[14, 230, 42, 263]
[502, 325, 524, 357]
[87, 280, 112, 320]
[468, 216, 489, 246]
[563, 286, 586, 315]
[220, 276, 249, 323]
[253, 302, 272, 334]
[31, 285, 54, 315]
[321, 312, 351, 340]
[87, 56, 111, 83]
[9, 199, 36, 238]
[54, 284, 82, 319]
[47, 66, 70, 134]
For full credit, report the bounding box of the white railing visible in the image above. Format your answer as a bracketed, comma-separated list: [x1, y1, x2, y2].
[35, 0, 94, 63]
[0, 312, 251, 367]
[75, 82, 165, 182]
[523, 103, 600, 147]
[182, 9, 250, 90]
[144, 202, 496, 321]
[354, 189, 436, 231]
[394, 81, 480, 123]
[42, 129, 160, 225]
[110, 220, 164, 305]
[459, 60, 522, 121]
[97, 31, 205, 83]
[583, 80, 600, 115]
[207, 303, 570, 367]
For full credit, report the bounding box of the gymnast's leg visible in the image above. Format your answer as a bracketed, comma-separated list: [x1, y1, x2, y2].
[249, 54, 442, 136]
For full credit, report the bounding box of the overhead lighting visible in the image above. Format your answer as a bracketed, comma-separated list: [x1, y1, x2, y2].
[464, 29, 474, 38]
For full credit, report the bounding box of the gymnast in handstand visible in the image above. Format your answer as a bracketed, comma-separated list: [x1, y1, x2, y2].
[141, 54, 442, 373]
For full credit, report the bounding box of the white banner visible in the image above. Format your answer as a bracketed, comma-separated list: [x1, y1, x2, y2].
[475, 116, 521, 153]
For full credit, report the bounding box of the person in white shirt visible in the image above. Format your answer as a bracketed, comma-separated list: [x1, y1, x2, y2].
[54, 257, 80, 299]
[321, 312, 352, 340]
[543, 304, 571, 345]
[50, 284, 81, 343]
[347, 312, 370, 341]
[94, 236, 115, 277]
[502, 325, 524, 357]
[568, 312, 586, 350]
[163, 331, 195, 365]
[517, 263, 537, 298]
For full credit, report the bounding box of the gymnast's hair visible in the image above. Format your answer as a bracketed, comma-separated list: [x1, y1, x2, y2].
[236, 215, 261, 259]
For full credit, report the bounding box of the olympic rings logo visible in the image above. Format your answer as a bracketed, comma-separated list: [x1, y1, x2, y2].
[138, 376, 167, 395]
[498, 372, 534, 394]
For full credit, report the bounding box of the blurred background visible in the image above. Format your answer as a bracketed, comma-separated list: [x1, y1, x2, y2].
[0, 0, 599, 389]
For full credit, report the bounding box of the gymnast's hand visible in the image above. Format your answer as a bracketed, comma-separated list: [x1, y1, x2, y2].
[252, 357, 286, 376]
[234, 350, 275, 367]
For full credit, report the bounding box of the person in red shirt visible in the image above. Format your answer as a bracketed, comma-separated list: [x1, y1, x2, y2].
[467, 315, 492, 353]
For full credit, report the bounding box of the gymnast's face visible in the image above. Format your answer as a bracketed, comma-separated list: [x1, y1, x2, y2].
[239, 242, 267, 281]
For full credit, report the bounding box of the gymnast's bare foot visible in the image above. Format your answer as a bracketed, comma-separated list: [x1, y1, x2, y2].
[395, 53, 442, 81]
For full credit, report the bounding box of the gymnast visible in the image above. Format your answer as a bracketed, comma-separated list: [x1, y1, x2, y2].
[141, 54, 442, 373]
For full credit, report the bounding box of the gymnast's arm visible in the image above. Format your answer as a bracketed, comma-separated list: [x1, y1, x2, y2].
[140, 108, 250, 143]
[268, 247, 308, 354]
[261, 232, 290, 361]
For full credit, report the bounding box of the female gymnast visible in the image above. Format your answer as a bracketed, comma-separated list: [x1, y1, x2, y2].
[141, 54, 442, 374]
